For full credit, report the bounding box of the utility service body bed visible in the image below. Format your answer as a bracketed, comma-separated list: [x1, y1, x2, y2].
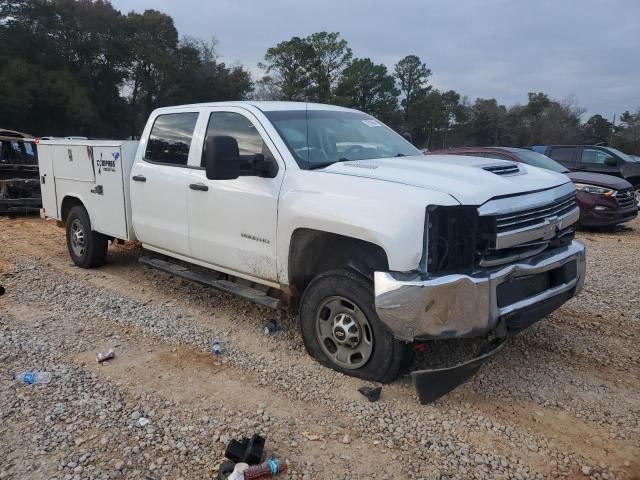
[38, 140, 139, 240]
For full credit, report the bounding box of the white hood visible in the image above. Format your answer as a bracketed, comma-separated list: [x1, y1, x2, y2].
[320, 154, 571, 205]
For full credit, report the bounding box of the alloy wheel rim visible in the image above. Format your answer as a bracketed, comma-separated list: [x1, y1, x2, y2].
[315, 296, 373, 370]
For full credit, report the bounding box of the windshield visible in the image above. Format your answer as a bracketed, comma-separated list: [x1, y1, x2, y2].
[511, 149, 569, 173]
[605, 147, 633, 162]
[263, 109, 421, 169]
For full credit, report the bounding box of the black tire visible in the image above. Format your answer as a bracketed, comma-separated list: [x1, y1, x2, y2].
[299, 269, 412, 383]
[65, 205, 108, 268]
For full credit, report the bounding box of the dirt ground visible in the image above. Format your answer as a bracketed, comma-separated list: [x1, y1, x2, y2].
[0, 216, 638, 480]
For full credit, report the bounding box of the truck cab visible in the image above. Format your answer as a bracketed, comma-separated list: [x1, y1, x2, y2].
[39, 102, 586, 399]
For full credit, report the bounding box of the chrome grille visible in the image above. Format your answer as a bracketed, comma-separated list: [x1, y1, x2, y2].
[615, 188, 636, 209]
[483, 164, 520, 176]
[496, 193, 577, 233]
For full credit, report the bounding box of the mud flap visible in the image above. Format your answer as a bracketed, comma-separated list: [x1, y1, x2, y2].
[411, 339, 507, 404]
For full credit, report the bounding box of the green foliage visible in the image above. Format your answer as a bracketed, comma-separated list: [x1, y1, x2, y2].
[259, 32, 351, 102]
[335, 58, 399, 123]
[0, 2, 637, 154]
[0, 0, 252, 138]
[394, 55, 432, 120]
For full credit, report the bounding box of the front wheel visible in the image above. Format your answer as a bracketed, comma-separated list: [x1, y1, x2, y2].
[66, 205, 108, 268]
[299, 269, 412, 383]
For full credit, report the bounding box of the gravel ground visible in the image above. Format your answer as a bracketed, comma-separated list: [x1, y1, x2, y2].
[0, 217, 638, 479]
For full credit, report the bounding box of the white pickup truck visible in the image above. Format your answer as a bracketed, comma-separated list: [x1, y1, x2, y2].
[38, 101, 585, 400]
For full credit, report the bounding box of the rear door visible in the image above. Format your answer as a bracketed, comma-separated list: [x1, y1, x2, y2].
[547, 147, 578, 170]
[130, 111, 200, 257]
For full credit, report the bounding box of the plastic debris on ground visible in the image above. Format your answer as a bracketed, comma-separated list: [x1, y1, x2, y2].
[96, 348, 115, 363]
[13, 371, 52, 385]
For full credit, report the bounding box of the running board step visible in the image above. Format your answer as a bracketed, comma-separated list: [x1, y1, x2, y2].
[139, 256, 282, 309]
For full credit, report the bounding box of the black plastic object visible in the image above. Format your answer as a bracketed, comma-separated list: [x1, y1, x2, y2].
[224, 434, 265, 465]
[216, 461, 236, 480]
[358, 385, 382, 402]
[0, 285, 4, 296]
[411, 339, 507, 404]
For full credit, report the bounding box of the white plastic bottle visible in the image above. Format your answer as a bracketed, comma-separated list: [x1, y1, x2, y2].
[227, 463, 249, 480]
[13, 371, 52, 384]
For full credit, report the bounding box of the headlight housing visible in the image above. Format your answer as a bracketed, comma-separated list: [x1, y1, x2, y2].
[574, 183, 615, 196]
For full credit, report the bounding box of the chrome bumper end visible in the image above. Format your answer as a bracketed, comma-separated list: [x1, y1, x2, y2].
[374, 241, 586, 342]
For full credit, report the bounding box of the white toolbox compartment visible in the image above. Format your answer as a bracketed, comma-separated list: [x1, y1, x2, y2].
[38, 140, 139, 240]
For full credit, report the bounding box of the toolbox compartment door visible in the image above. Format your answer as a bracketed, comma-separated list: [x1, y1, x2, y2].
[37, 146, 59, 218]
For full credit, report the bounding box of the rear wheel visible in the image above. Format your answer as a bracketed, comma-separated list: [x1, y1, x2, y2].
[66, 205, 108, 268]
[299, 269, 412, 383]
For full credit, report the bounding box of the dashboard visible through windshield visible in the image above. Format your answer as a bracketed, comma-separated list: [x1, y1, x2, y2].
[263, 109, 421, 169]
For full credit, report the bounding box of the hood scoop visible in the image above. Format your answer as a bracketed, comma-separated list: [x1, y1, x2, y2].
[482, 163, 522, 176]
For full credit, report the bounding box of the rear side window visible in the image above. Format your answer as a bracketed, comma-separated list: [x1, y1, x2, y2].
[145, 113, 199, 166]
[548, 147, 575, 164]
[202, 111, 272, 166]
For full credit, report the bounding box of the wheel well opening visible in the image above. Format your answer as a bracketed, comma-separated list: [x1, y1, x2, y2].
[60, 196, 84, 223]
[288, 229, 389, 297]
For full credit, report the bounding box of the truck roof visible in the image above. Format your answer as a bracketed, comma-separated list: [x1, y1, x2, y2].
[152, 101, 356, 114]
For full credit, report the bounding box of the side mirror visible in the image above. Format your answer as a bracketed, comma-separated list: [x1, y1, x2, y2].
[604, 156, 617, 166]
[205, 135, 241, 180]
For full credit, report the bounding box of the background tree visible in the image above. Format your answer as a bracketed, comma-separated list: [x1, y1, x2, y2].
[258, 32, 351, 102]
[305, 32, 352, 102]
[335, 58, 399, 123]
[394, 55, 432, 121]
[258, 36, 314, 100]
[582, 114, 613, 145]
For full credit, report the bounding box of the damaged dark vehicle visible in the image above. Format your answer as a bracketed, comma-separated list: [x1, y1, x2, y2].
[0, 130, 41, 215]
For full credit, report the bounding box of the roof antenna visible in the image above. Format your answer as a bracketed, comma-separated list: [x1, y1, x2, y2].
[305, 97, 310, 169]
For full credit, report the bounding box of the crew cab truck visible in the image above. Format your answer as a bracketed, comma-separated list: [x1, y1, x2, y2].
[39, 102, 586, 402]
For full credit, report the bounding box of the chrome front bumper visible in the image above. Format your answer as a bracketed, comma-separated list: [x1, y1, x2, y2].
[374, 240, 586, 342]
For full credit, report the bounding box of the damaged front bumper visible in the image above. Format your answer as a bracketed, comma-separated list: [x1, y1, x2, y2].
[375, 240, 585, 403]
[374, 240, 585, 342]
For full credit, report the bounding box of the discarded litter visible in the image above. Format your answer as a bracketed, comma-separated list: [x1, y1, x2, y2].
[358, 385, 382, 402]
[13, 371, 52, 385]
[245, 458, 286, 479]
[212, 339, 224, 355]
[96, 348, 115, 363]
[137, 417, 150, 427]
[215, 461, 237, 480]
[227, 463, 248, 480]
[225, 434, 265, 465]
[263, 320, 277, 335]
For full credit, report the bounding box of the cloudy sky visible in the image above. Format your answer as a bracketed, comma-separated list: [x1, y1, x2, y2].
[110, 0, 639, 119]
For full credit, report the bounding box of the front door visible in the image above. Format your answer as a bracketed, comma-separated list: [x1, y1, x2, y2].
[578, 147, 620, 176]
[130, 111, 199, 256]
[187, 108, 284, 282]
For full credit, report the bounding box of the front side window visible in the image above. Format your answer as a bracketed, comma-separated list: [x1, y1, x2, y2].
[202, 112, 272, 167]
[145, 112, 199, 166]
[263, 109, 421, 169]
[581, 148, 616, 165]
